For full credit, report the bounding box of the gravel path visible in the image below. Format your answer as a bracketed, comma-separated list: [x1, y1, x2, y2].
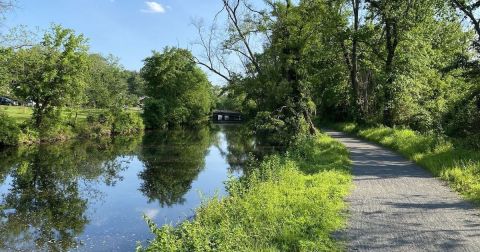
[325, 130, 480, 252]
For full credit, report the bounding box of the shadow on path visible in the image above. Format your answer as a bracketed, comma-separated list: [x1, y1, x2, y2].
[325, 130, 480, 252]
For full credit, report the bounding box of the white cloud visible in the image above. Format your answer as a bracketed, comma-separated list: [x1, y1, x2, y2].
[142, 1, 166, 13]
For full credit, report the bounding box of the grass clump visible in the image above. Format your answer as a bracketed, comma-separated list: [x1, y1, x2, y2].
[140, 133, 351, 252]
[332, 122, 480, 203]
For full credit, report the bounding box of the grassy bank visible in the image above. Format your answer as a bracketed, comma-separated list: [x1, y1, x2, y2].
[139, 133, 352, 251]
[0, 105, 141, 124]
[0, 106, 143, 146]
[331, 122, 480, 203]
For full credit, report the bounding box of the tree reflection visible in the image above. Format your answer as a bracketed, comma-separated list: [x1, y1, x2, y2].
[217, 125, 255, 173]
[0, 136, 142, 251]
[219, 124, 281, 174]
[138, 127, 215, 207]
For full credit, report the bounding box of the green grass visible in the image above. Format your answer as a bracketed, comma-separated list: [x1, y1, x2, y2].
[140, 133, 352, 252]
[0, 105, 143, 145]
[0, 105, 32, 123]
[332, 122, 480, 203]
[0, 105, 141, 124]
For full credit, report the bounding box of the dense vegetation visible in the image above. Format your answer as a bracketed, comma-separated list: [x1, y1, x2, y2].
[0, 24, 146, 145]
[191, 0, 479, 145]
[141, 48, 215, 129]
[140, 133, 351, 251]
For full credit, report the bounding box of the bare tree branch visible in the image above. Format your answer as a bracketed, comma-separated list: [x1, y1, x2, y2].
[222, 0, 263, 75]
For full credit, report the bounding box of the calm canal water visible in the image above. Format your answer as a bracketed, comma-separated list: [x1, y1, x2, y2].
[0, 125, 262, 251]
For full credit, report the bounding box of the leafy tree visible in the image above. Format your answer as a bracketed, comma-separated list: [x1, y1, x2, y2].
[141, 47, 214, 129]
[126, 70, 146, 98]
[10, 25, 89, 127]
[85, 54, 131, 109]
[0, 47, 13, 95]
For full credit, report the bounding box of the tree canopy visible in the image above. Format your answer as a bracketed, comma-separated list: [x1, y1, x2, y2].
[141, 47, 214, 129]
[10, 25, 88, 127]
[194, 0, 480, 143]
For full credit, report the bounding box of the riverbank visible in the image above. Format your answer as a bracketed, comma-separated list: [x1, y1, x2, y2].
[0, 106, 144, 146]
[329, 122, 480, 204]
[140, 133, 352, 251]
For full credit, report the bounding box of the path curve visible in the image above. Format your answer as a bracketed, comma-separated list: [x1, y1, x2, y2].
[325, 130, 480, 252]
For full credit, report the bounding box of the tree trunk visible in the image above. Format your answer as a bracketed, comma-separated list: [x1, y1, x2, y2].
[383, 19, 398, 127]
[351, 0, 361, 120]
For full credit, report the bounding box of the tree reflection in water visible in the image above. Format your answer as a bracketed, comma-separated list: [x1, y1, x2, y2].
[218, 124, 283, 174]
[0, 125, 261, 251]
[0, 136, 141, 251]
[138, 127, 216, 207]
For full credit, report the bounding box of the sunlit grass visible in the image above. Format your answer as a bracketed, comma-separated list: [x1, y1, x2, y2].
[0, 105, 32, 123]
[0, 105, 141, 124]
[140, 133, 352, 251]
[332, 122, 480, 203]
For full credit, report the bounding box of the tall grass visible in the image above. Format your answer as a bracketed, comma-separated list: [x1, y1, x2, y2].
[333, 122, 480, 203]
[140, 134, 352, 252]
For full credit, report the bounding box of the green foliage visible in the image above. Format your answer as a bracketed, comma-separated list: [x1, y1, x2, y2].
[0, 47, 14, 96]
[141, 47, 214, 129]
[0, 105, 144, 145]
[78, 110, 143, 138]
[332, 122, 480, 203]
[0, 112, 21, 146]
[112, 110, 144, 135]
[11, 24, 89, 127]
[35, 109, 75, 142]
[444, 88, 480, 137]
[85, 54, 133, 108]
[127, 70, 146, 98]
[140, 133, 351, 251]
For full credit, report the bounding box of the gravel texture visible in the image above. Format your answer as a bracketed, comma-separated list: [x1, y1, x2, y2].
[325, 130, 480, 252]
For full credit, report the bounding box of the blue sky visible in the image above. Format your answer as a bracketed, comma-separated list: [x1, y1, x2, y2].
[3, 0, 263, 83]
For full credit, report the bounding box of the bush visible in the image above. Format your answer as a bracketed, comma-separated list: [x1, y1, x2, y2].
[140, 134, 351, 251]
[37, 112, 74, 142]
[444, 92, 480, 137]
[112, 111, 144, 135]
[0, 112, 21, 146]
[142, 98, 167, 129]
[78, 110, 144, 138]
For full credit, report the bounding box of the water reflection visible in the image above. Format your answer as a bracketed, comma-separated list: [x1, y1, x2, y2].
[0, 137, 141, 251]
[138, 127, 217, 207]
[0, 124, 265, 251]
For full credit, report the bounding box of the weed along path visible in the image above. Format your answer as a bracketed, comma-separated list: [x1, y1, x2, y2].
[324, 130, 480, 251]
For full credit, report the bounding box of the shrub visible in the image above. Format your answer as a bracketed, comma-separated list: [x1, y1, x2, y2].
[112, 111, 144, 135]
[28, 109, 74, 142]
[0, 112, 21, 146]
[79, 110, 144, 138]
